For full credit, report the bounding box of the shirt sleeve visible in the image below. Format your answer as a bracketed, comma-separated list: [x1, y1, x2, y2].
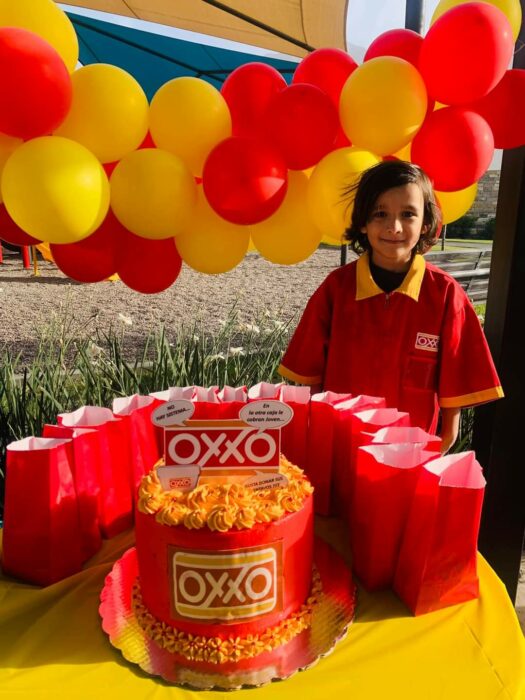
[278, 276, 333, 386]
[438, 287, 504, 408]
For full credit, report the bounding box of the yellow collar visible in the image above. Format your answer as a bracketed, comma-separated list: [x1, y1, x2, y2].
[356, 252, 426, 302]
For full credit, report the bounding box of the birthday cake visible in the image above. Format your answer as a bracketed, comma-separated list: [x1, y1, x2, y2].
[132, 397, 319, 672]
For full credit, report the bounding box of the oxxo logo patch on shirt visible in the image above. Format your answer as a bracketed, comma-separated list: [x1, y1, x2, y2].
[415, 332, 439, 353]
[170, 544, 282, 622]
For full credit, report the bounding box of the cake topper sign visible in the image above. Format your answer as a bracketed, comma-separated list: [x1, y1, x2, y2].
[239, 401, 293, 429]
[156, 400, 293, 481]
[151, 400, 194, 427]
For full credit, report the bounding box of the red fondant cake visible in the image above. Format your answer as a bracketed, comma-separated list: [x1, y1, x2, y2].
[133, 459, 316, 666]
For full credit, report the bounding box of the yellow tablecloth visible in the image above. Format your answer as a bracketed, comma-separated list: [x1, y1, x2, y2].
[1, 522, 524, 700]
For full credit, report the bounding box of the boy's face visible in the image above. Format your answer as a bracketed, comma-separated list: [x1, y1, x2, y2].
[361, 183, 428, 272]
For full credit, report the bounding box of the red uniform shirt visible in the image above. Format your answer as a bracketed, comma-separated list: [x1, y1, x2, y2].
[279, 253, 503, 433]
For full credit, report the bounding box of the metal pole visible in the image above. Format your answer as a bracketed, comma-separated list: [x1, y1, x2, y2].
[405, 0, 424, 33]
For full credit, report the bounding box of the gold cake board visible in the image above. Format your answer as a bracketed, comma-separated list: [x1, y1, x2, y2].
[99, 537, 356, 690]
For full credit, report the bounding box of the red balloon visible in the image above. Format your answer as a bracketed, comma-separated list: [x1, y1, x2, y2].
[292, 48, 356, 149]
[365, 29, 423, 68]
[264, 84, 338, 170]
[292, 48, 357, 107]
[470, 69, 525, 149]
[139, 131, 155, 149]
[419, 2, 514, 105]
[0, 204, 40, 245]
[411, 107, 494, 191]
[202, 137, 288, 225]
[221, 63, 287, 137]
[50, 210, 124, 283]
[334, 130, 352, 149]
[103, 161, 118, 177]
[116, 232, 182, 294]
[0, 28, 72, 139]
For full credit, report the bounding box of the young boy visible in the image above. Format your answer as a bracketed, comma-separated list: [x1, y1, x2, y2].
[278, 161, 503, 452]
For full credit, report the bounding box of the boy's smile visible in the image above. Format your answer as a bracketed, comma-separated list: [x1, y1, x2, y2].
[361, 183, 428, 273]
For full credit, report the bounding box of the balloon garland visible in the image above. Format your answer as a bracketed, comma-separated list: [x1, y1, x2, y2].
[0, 0, 522, 293]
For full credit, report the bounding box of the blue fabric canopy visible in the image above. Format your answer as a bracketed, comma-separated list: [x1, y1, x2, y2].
[67, 11, 299, 98]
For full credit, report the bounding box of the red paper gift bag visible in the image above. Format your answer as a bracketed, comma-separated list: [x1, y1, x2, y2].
[337, 407, 411, 516]
[349, 443, 441, 591]
[113, 394, 161, 498]
[305, 391, 353, 515]
[191, 386, 221, 419]
[345, 426, 442, 513]
[58, 406, 133, 538]
[217, 385, 247, 419]
[2, 437, 83, 585]
[332, 395, 386, 516]
[247, 382, 284, 400]
[278, 385, 311, 469]
[394, 451, 486, 615]
[42, 424, 102, 561]
[149, 386, 195, 403]
[364, 426, 442, 453]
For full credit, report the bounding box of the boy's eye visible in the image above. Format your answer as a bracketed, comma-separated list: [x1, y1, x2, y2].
[402, 211, 417, 218]
[372, 211, 386, 218]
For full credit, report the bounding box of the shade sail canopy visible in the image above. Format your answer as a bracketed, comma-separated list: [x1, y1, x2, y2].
[65, 8, 302, 97]
[64, 0, 348, 58]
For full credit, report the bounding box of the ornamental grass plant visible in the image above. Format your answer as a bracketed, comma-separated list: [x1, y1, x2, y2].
[0, 306, 292, 516]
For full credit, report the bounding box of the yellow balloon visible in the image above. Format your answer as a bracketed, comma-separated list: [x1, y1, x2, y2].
[149, 77, 232, 177]
[0, 0, 79, 72]
[340, 57, 428, 156]
[175, 189, 249, 273]
[54, 64, 149, 163]
[247, 238, 258, 253]
[1, 136, 109, 244]
[321, 235, 342, 247]
[0, 134, 22, 205]
[251, 172, 322, 265]
[392, 142, 412, 161]
[432, 0, 521, 41]
[435, 183, 478, 224]
[308, 147, 381, 241]
[110, 149, 197, 239]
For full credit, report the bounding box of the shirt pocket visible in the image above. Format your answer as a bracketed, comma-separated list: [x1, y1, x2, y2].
[403, 354, 439, 392]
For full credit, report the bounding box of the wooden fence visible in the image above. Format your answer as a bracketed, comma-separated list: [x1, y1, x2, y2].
[425, 250, 491, 304]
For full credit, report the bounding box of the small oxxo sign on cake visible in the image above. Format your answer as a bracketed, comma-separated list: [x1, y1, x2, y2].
[151, 398, 294, 492]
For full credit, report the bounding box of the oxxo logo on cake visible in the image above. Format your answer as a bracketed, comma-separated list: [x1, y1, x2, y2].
[164, 400, 293, 473]
[170, 544, 283, 621]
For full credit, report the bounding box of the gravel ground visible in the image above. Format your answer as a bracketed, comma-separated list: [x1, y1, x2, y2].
[0, 247, 345, 362]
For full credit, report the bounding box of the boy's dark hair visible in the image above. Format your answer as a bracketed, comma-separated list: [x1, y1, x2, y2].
[343, 160, 441, 255]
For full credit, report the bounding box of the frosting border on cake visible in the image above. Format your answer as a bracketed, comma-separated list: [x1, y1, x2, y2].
[132, 567, 322, 665]
[137, 457, 314, 532]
